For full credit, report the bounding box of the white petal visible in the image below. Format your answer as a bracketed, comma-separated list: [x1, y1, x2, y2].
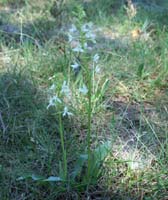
[63, 106, 73, 117]
[84, 42, 88, 49]
[72, 45, 84, 53]
[79, 84, 88, 95]
[49, 84, 56, 90]
[69, 24, 77, 33]
[81, 22, 93, 32]
[71, 62, 79, 69]
[86, 32, 95, 40]
[61, 81, 71, 98]
[93, 54, 99, 63]
[95, 65, 100, 73]
[68, 33, 73, 42]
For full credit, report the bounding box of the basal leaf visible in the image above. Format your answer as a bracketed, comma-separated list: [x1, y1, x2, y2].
[43, 176, 62, 182]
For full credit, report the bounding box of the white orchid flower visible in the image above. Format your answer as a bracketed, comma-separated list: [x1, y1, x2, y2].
[81, 22, 93, 32]
[79, 84, 88, 95]
[95, 65, 100, 73]
[68, 33, 74, 42]
[47, 95, 62, 109]
[62, 106, 73, 117]
[61, 81, 71, 98]
[49, 84, 56, 90]
[93, 54, 99, 63]
[71, 62, 80, 70]
[85, 32, 96, 40]
[72, 43, 84, 53]
[69, 24, 77, 33]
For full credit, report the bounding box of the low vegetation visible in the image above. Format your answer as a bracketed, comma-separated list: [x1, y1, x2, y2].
[0, 0, 167, 199]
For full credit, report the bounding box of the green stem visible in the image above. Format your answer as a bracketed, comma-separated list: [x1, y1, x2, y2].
[87, 68, 92, 184]
[59, 113, 67, 180]
[92, 62, 95, 94]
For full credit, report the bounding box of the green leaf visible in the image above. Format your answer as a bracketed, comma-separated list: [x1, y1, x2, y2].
[17, 174, 44, 181]
[94, 141, 111, 163]
[59, 161, 65, 180]
[71, 141, 111, 180]
[17, 174, 62, 183]
[71, 154, 88, 179]
[90, 141, 111, 178]
[137, 63, 144, 78]
[43, 176, 62, 182]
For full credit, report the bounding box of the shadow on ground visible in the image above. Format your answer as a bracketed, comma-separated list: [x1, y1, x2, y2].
[0, 70, 62, 199]
[0, 70, 57, 145]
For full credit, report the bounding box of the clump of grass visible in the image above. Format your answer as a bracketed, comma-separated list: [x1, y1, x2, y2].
[0, 1, 168, 199]
[0, 70, 38, 144]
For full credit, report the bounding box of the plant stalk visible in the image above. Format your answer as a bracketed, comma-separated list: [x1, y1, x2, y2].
[87, 67, 92, 184]
[59, 113, 67, 180]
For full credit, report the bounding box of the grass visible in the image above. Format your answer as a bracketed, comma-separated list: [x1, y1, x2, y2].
[0, 0, 168, 199]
